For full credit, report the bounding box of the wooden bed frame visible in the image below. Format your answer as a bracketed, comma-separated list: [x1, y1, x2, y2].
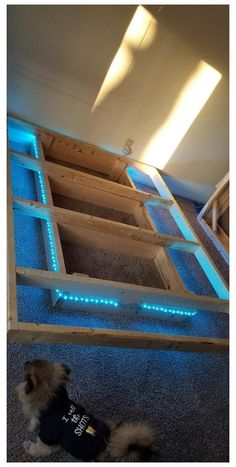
[197, 173, 229, 264]
[7, 115, 229, 353]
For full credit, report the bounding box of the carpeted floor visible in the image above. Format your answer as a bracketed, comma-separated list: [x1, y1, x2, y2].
[7, 165, 229, 462]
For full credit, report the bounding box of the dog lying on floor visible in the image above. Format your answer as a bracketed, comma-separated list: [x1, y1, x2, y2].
[16, 359, 156, 461]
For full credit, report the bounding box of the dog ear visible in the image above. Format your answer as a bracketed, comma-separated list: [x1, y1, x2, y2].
[61, 364, 71, 376]
[25, 375, 34, 394]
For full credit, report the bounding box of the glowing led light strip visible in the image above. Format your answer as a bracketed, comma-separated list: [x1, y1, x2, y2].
[55, 289, 119, 307]
[32, 137, 59, 272]
[141, 303, 197, 317]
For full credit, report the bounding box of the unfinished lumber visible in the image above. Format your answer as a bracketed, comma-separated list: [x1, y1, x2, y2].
[7, 149, 17, 332]
[144, 167, 229, 300]
[13, 197, 200, 255]
[118, 167, 136, 188]
[33, 137, 66, 306]
[133, 203, 156, 230]
[154, 248, 186, 292]
[212, 201, 218, 232]
[50, 176, 138, 214]
[8, 321, 228, 353]
[199, 218, 229, 264]
[217, 224, 229, 252]
[197, 173, 229, 263]
[10, 151, 173, 208]
[198, 172, 229, 220]
[44, 137, 119, 176]
[7, 115, 121, 178]
[108, 157, 127, 182]
[16, 267, 229, 314]
[7, 114, 229, 353]
[58, 224, 157, 259]
[133, 199, 186, 292]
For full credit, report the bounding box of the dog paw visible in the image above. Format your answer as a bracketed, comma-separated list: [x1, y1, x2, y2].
[23, 440, 33, 455]
[28, 419, 39, 433]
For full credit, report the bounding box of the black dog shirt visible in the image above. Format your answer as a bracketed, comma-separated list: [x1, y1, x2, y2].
[38, 386, 110, 461]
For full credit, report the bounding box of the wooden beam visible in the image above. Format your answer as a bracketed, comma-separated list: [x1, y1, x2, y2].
[132, 200, 187, 293]
[34, 137, 67, 307]
[7, 149, 17, 332]
[108, 157, 127, 182]
[217, 224, 229, 252]
[198, 172, 229, 220]
[199, 218, 229, 264]
[133, 203, 156, 230]
[215, 189, 229, 220]
[212, 201, 218, 232]
[49, 175, 138, 214]
[13, 197, 200, 254]
[7, 322, 228, 353]
[45, 137, 120, 176]
[8, 113, 124, 176]
[59, 223, 157, 259]
[16, 267, 229, 314]
[39, 132, 55, 152]
[143, 166, 229, 300]
[154, 248, 187, 292]
[10, 151, 173, 207]
[118, 168, 135, 188]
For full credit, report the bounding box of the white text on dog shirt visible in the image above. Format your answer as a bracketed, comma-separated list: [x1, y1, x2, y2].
[62, 404, 90, 436]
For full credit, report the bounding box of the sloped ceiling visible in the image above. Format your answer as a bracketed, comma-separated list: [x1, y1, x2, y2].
[7, 4, 229, 202]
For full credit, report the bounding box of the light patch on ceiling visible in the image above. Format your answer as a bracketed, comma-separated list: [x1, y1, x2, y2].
[91, 6, 157, 112]
[140, 60, 222, 170]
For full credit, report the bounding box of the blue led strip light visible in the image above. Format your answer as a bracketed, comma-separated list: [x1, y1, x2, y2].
[55, 290, 119, 307]
[46, 220, 60, 272]
[141, 303, 197, 317]
[32, 137, 59, 272]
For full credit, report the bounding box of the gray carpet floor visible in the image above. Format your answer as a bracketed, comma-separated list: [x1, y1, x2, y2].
[7, 164, 229, 462]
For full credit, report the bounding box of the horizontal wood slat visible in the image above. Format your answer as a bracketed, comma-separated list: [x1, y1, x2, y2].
[16, 267, 229, 314]
[13, 197, 200, 254]
[8, 322, 228, 353]
[10, 151, 173, 207]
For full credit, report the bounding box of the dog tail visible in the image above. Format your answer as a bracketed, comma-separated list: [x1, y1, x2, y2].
[108, 422, 155, 462]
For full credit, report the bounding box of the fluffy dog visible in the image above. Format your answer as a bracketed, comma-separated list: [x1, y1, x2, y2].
[16, 359, 156, 461]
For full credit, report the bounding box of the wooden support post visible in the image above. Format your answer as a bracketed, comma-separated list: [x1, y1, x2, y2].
[109, 157, 127, 182]
[212, 200, 218, 232]
[130, 181, 187, 294]
[198, 218, 229, 264]
[118, 167, 136, 188]
[154, 248, 187, 292]
[133, 203, 156, 230]
[197, 173, 229, 264]
[34, 136, 66, 306]
[7, 148, 18, 334]
[198, 172, 229, 220]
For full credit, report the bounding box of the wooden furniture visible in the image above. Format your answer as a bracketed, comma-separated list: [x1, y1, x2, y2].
[197, 173, 229, 264]
[7, 115, 229, 352]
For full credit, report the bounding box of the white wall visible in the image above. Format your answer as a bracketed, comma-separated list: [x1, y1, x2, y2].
[7, 5, 229, 202]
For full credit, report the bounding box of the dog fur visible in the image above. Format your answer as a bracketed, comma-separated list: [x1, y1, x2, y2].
[16, 359, 156, 461]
